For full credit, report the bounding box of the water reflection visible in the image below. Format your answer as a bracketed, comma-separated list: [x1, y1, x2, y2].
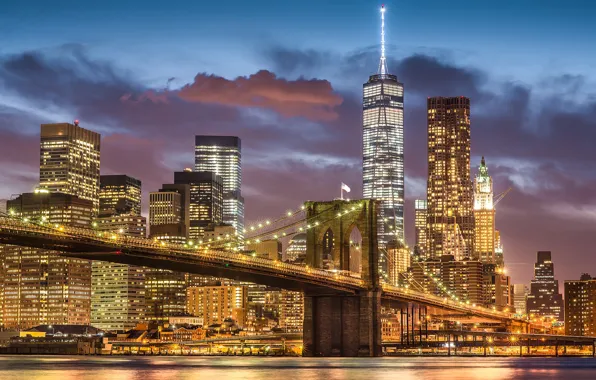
[0, 356, 595, 380]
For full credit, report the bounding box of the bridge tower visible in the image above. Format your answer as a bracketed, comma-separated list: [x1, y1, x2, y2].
[303, 199, 382, 357]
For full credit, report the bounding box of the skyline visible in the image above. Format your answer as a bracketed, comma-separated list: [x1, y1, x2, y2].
[1, 1, 596, 288]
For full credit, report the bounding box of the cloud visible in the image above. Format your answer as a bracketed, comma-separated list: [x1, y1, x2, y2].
[175, 70, 343, 121]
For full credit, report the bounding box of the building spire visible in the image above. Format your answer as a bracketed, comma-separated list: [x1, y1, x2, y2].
[378, 5, 388, 75]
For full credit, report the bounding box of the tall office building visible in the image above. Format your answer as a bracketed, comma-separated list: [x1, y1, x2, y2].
[195, 136, 244, 239]
[386, 240, 410, 286]
[565, 274, 596, 336]
[91, 175, 146, 331]
[279, 290, 304, 333]
[414, 200, 427, 258]
[526, 251, 564, 321]
[174, 170, 223, 240]
[186, 285, 248, 327]
[362, 7, 404, 252]
[474, 157, 495, 263]
[2, 192, 93, 329]
[426, 97, 473, 259]
[40, 122, 101, 214]
[513, 284, 529, 316]
[494, 230, 504, 267]
[98, 175, 142, 216]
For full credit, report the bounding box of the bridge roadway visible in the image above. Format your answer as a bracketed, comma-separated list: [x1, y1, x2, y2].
[0, 216, 519, 322]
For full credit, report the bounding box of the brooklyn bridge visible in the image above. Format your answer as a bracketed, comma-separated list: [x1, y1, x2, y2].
[0, 198, 572, 357]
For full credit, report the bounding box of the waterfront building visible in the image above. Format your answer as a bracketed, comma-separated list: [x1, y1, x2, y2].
[40, 122, 100, 214]
[526, 251, 564, 321]
[186, 285, 248, 327]
[565, 274, 596, 336]
[279, 290, 304, 333]
[426, 97, 473, 259]
[362, 7, 404, 281]
[2, 192, 93, 329]
[194, 136, 244, 239]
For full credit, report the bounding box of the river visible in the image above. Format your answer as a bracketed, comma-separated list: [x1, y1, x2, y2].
[1, 356, 595, 379]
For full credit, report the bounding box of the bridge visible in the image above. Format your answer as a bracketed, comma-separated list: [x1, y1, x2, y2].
[0, 199, 527, 356]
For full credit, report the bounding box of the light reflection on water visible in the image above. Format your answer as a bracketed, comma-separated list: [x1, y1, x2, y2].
[0, 356, 594, 380]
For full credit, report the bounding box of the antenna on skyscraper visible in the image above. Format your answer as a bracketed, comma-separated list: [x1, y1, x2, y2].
[378, 5, 388, 75]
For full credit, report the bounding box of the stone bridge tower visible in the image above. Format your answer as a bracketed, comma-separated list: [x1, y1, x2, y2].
[303, 199, 382, 357]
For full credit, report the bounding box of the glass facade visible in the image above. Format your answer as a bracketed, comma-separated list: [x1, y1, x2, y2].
[426, 97, 474, 259]
[195, 136, 244, 239]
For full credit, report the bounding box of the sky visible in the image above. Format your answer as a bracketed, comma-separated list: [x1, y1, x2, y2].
[1, 0, 595, 287]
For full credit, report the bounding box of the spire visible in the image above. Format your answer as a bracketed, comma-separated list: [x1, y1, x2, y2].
[378, 5, 388, 75]
[481, 156, 486, 167]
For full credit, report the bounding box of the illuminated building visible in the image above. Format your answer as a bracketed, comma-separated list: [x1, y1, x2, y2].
[2, 192, 93, 329]
[513, 284, 529, 316]
[279, 290, 304, 333]
[285, 233, 306, 264]
[40, 122, 100, 214]
[565, 274, 596, 336]
[526, 251, 564, 321]
[91, 175, 146, 331]
[386, 240, 410, 286]
[494, 230, 504, 267]
[195, 136, 244, 239]
[414, 200, 427, 259]
[245, 240, 281, 260]
[174, 170, 223, 240]
[482, 263, 511, 310]
[426, 97, 473, 259]
[362, 7, 405, 280]
[186, 285, 248, 327]
[412, 255, 483, 305]
[474, 157, 495, 263]
[98, 175, 142, 216]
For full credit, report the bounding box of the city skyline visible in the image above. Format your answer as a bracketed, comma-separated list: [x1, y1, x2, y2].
[1, 2, 596, 289]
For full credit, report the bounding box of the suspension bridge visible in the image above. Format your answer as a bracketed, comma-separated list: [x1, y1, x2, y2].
[1, 198, 529, 356]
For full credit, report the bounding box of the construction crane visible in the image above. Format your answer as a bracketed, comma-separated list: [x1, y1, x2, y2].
[494, 187, 512, 207]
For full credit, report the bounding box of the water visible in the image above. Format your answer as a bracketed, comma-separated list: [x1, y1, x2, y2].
[0, 356, 595, 379]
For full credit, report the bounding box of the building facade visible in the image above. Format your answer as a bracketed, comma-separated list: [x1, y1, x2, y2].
[194, 136, 244, 239]
[526, 251, 564, 321]
[40, 122, 101, 214]
[285, 233, 306, 264]
[426, 97, 473, 259]
[98, 175, 142, 216]
[474, 157, 495, 263]
[279, 290, 304, 333]
[186, 285, 248, 327]
[2, 192, 93, 329]
[386, 241, 410, 286]
[565, 274, 596, 336]
[513, 284, 529, 316]
[414, 199, 427, 259]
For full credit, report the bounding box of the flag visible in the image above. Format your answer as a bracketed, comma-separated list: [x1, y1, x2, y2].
[341, 183, 351, 193]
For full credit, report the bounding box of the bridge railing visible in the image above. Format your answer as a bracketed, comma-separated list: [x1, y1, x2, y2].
[0, 216, 364, 288]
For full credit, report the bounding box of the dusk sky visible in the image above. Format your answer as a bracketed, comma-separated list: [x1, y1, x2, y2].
[1, 0, 595, 286]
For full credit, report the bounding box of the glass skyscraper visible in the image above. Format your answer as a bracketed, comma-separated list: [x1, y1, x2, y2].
[195, 136, 244, 239]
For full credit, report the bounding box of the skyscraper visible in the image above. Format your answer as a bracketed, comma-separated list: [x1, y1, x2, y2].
[362, 6, 404, 281]
[40, 122, 101, 214]
[92, 175, 146, 331]
[186, 285, 248, 327]
[474, 157, 495, 263]
[98, 175, 142, 216]
[513, 284, 529, 316]
[414, 199, 427, 258]
[174, 170, 224, 240]
[526, 251, 564, 321]
[195, 136, 244, 239]
[2, 192, 93, 329]
[426, 97, 473, 259]
[565, 274, 596, 336]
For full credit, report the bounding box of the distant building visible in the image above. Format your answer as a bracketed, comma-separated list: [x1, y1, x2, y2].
[98, 175, 142, 217]
[386, 240, 410, 286]
[513, 284, 529, 316]
[195, 136, 244, 239]
[482, 264, 511, 310]
[412, 255, 483, 306]
[285, 233, 306, 263]
[2, 192, 94, 329]
[246, 240, 281, 260]
[426, 97, 473, 259]
[40, 122, 101, 214]
[474, 157, 495, 263]
[526, 251, 564, 321]
[494, 230, 504, 267]
[414, 200, 427, 259]
[565, 273, 596, 336]
[279, 290, 303, 333]
[186, 285, 248, 327]
[149, 183, 190, 243]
